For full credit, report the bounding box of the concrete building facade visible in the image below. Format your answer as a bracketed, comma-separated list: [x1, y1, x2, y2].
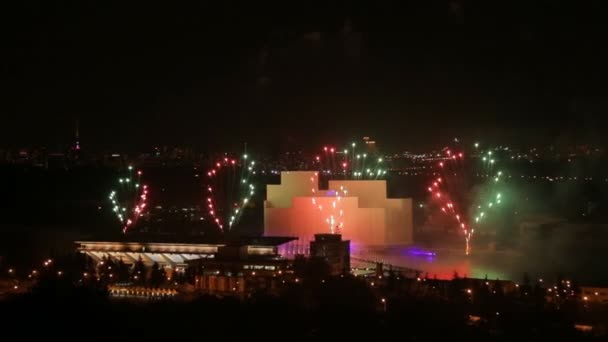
[264, 171, 413, 246]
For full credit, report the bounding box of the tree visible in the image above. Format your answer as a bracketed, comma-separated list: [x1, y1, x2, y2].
[533, 281, 545, 309]
[131, 257, 146, 285]
[172, 270, 184, 284]
[449, 272, 464, 300]
[521, 272, 531, 296]
[160, 267, 167, 286]
[184, 265, 196, 285]
[386, 269, 397, 291]
[293, 255, 307, 277]
[304, 257, 331, 283]
[82, 254, 96, 278]
[493, 278, 504, 296]
[476, 274, 491, 306]
[105, 256, 117, 282]
[97, 255, 117, 284]
[150, 262, 165, 287]
[117, 258, 130, 283]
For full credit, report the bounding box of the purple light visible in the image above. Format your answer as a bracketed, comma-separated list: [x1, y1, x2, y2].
[405, 248, 437, 257]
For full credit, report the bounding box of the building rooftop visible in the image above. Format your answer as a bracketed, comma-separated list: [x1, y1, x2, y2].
[76, 233, 297, 247]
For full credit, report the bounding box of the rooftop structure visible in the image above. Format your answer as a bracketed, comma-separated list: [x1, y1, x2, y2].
[76, 234, 296, 268]
[310, 234, 350, 275]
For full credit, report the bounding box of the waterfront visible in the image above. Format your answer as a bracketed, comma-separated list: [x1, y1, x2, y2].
[352, 241, 608, 285]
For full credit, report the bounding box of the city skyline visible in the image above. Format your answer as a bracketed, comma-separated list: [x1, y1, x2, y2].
[1, 2, 608, 337]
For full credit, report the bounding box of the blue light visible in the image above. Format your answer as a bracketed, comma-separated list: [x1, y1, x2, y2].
[405, 247, 437, 257]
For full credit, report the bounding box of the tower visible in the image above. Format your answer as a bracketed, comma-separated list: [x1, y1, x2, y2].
[74, 118, 81, 151]
[68, 118, 82, 165]
[310, 234, 350, 275]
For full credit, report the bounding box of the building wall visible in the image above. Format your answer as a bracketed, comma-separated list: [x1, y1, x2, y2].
[266, 171, 318, 208]
[581, 286, 608, 304]
[328, 180, 387, 207]
[264, 172, 413, 246]
[310, 234, 351, 275]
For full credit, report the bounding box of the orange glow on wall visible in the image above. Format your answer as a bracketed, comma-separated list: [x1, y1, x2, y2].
[264, 171, 413, 246]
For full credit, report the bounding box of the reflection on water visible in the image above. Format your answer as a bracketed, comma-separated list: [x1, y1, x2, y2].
[351, 245, 514, 280]
[278, 236, 608, 285]
[351, 243, 608, 285]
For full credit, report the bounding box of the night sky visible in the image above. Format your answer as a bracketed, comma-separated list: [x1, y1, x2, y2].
[3, 1, 607, 152]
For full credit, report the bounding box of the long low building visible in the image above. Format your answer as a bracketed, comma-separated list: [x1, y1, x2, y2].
[264, 171, 413, 246]
[76, 234, 297, 268]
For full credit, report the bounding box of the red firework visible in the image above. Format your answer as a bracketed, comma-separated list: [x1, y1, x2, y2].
[205, 155, 256, 232]
[427, 149, 473, 254]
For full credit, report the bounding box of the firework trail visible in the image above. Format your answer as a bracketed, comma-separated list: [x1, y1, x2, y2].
[108, 165, 148, 233]
[427, 143, 505, 255]
[428, 150, 470, 253]
[313, 142, 386, 179]
[308, 140, 386, 235]
[310, 172, 349, 234]
[470, 145, 504, 235]
[205, 154, 256, 232]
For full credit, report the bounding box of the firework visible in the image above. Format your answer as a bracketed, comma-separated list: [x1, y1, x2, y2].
[470, 147, 504, 237]
[427, 150, 470, 253]
[314, 142, 386, 179]
[308, 140, 386, 235]
[428, 143, 505, 255]
[310, 172, 348, 234]
[205, 154, 256, 232]
[108, 166, 148, 233]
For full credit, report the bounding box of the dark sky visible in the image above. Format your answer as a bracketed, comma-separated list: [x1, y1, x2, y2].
[2, 1, 607, 153]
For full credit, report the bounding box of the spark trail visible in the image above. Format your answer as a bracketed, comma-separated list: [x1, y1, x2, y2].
[310, 172, 349, 234]
[108, 166, 148, 233]
[205, 154, 256, 232]
[427, 143, 505, 255]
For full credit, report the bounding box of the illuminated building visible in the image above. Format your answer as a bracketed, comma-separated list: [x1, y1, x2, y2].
[77, 235, 297, 297]
[580, 286, 608, 304]
[264, 171, 413, 246]
[310, 234, 350, 275]
[187, 242, 293, 295]
[76, 235, 296, 269]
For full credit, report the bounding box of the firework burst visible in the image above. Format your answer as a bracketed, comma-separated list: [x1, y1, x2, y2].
[313, 142, 387, 179]
[310, 172, 349, 234]
[205, 154, 256, 232]
[428, 143, 505, 255]
[108, 165, 148, 233]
